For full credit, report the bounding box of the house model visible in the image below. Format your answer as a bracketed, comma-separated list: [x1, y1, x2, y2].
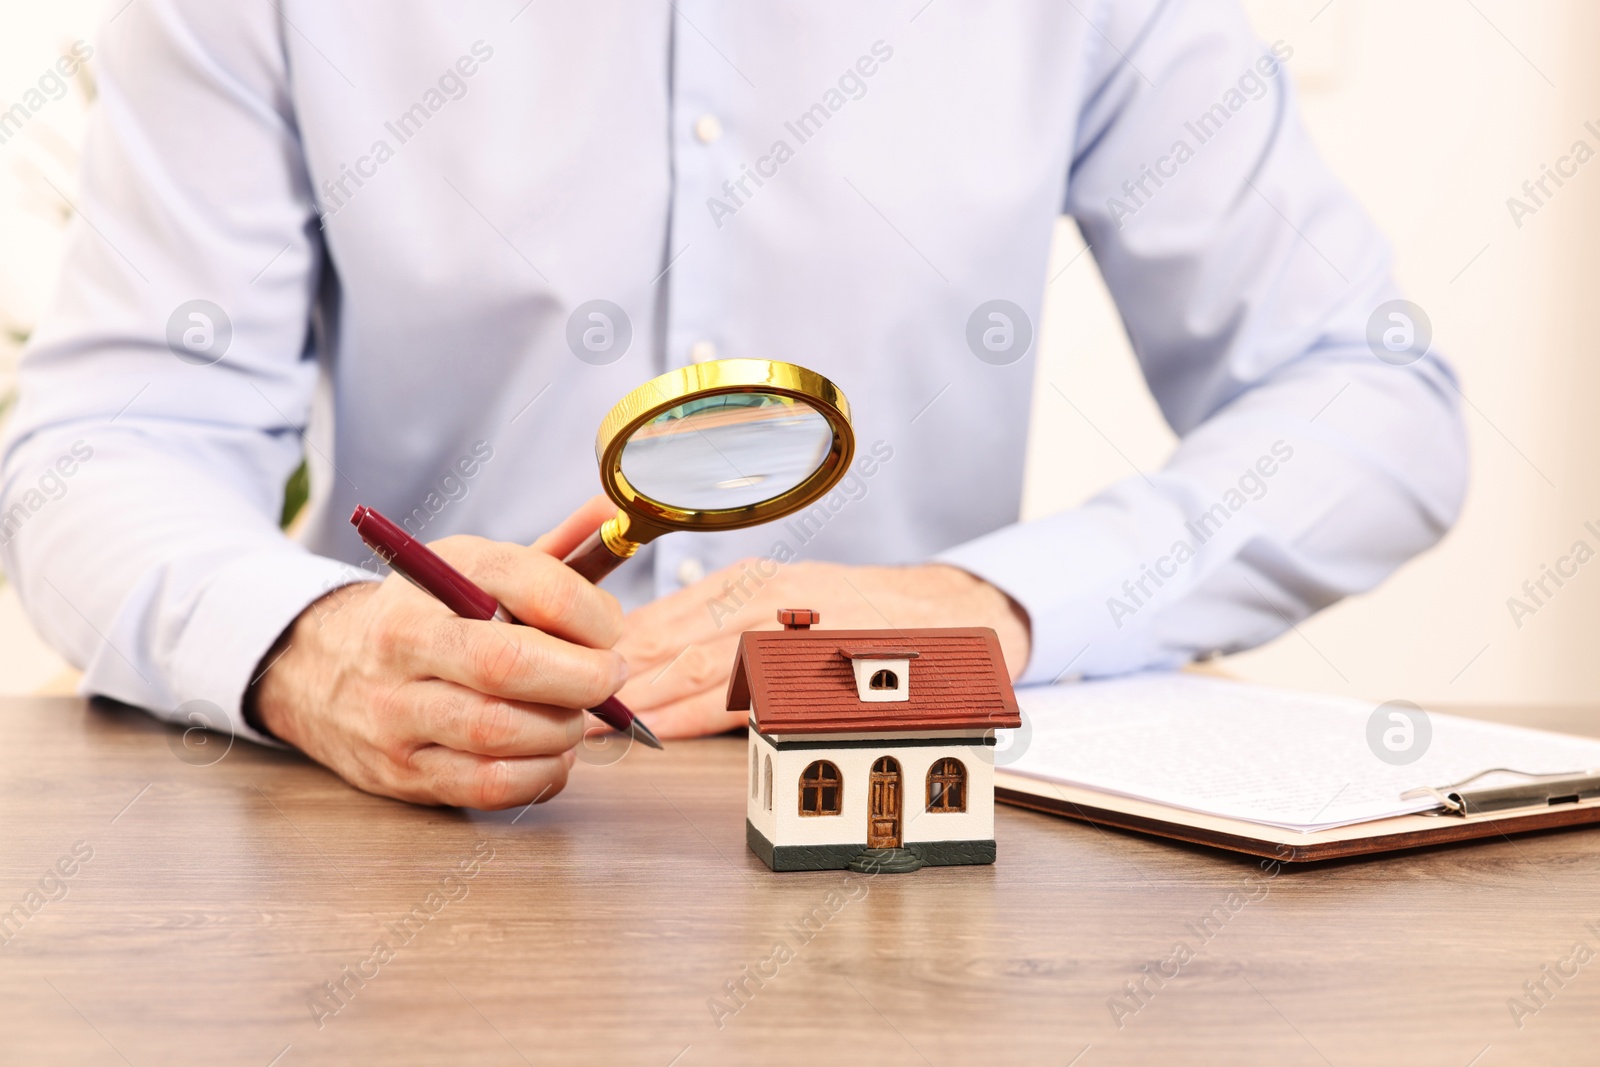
[728, 608, 1021, 873]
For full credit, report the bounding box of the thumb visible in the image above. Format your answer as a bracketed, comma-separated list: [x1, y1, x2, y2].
[531, 495, 617, 559]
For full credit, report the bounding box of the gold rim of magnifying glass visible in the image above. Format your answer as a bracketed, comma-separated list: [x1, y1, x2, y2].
[594, 359, 855, 556]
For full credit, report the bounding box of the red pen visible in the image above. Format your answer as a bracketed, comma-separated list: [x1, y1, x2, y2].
[350, 504, 662, 750]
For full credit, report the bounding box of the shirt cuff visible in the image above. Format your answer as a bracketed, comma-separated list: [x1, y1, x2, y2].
[933, 507, 1184, 686]
[87, 549, 379, 748]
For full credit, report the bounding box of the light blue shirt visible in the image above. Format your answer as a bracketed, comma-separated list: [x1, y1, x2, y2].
[0, 0, 1467, 743]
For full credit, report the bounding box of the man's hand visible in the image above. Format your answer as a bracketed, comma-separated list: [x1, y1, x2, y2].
[252, 512, 626, 809]
[614, 560, 1030, 739]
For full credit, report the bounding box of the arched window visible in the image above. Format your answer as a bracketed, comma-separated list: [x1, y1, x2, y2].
[750, 746, 759, 799]
[798, 761, 842, 816]
[763, 755, 773, 811]
[870, 669, 899, 690]
[926, 757, 967, 813]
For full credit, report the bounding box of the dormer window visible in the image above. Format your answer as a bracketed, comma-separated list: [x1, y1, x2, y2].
[840, 648, 918, 702]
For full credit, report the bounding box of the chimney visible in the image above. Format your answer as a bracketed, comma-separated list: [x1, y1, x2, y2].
[778, 608, 819, 631]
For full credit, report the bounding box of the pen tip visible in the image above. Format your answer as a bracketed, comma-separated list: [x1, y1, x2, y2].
[630, 718, 665, 750]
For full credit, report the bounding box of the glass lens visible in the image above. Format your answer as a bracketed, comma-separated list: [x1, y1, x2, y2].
[619, 392, 834, 509]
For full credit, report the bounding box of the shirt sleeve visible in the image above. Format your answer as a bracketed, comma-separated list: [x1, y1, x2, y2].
[0, 0, 367, 743]
[937, 0, 1468, 684]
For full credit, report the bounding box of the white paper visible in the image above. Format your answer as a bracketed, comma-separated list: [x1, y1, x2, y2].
[1005, 673, 1600, 832]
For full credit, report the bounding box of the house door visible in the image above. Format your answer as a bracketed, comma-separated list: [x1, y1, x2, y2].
[868, 757, 902, 848]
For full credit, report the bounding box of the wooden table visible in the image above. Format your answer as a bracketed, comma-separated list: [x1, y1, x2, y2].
[3, 696, 1598, 1066]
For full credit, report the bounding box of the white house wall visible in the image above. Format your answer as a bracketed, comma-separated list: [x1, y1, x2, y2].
[746, 729, 779, 843]
[750, 738, 996, 848]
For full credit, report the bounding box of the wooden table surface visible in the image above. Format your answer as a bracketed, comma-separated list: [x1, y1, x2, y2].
[3, 696, 1598, 1066]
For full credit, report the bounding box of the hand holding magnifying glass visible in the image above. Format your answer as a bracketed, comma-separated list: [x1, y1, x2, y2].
[348, 360, 854, 754]
[256, 359, 855, 807]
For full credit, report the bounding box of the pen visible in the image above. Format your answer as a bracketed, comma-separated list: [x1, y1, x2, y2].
[349, 504, 663, 751]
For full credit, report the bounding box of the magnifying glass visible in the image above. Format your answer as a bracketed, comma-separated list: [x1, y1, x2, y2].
[563, 359, 855, 583]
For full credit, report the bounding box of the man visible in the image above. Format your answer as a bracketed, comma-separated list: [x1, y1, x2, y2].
[0, 1, 1467, 810]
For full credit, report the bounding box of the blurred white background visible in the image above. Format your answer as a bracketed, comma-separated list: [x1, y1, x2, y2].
[0, 0, 100, 693]
[2, 1, 1597, 708]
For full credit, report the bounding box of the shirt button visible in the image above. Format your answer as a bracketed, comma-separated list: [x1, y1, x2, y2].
[676, 558, 706, 585]
[694, 115, 723, 144]
[690, 341, 717, 363]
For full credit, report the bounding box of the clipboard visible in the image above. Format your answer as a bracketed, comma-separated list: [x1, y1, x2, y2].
[996, 768, 1600, 863]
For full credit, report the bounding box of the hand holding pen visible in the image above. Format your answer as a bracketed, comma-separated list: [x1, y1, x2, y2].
[248, 505, 652, 810]
[351, 505, 662, 750]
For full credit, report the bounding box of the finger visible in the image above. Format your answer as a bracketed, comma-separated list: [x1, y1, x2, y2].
[429, 536, 623, 648]
[404, 745, 575, 810]
[619, 561, 769, 652]
[531, 495, 618, 559]
[396, 609, 625, 709]
[403, 679, 585, 757]
[614, 566, 777, 673]
[615, 631, 744, 713]
[635, 688, 748, 741]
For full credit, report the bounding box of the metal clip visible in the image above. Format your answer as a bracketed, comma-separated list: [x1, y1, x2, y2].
[1402, 768, 1600, 817]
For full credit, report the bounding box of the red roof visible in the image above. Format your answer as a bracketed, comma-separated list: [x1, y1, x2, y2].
[725, 626, 1021, 735]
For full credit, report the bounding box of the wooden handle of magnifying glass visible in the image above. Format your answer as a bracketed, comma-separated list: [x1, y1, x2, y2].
[563, 527, 629, 584]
